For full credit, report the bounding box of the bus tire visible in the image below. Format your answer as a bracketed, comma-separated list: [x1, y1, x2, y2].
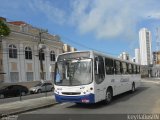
[104, 88, 113, 104]
[75, 103, 83, 105]
[131, 83, 135, 93]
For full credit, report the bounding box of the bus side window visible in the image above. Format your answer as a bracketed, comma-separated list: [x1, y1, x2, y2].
[114, 61, 121, 74]
[122, 62, 127, 74]
[94, 56, 105, 84]
[128, 64, 132, 74]
[126, 63, 129, 74]
[137, 66, 140, 74]
[105, 58, 114, 75]
[133, 65, 136, 74]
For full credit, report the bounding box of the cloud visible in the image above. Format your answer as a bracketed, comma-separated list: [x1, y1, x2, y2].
[3, 0, 159, 40]
[28, 0, 66, 25]
[25, 0, 160, 40]
[69, 0, 160, 40]
[147, 12, 160, 19]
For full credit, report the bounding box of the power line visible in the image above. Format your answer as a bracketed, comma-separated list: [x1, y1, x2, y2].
[60, 34, 119, 56]
[3, 17, 119, 56]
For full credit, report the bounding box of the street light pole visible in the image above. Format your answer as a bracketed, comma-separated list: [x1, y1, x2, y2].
[39, 48, 44, 81]
[0, 35, 3, 48]
[39, 32, 44, 81]
[38, 29, 47, 82]
[0, 35, 4, 83]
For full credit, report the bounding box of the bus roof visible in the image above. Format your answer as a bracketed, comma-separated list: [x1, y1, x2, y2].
[57, 50, 140, 66]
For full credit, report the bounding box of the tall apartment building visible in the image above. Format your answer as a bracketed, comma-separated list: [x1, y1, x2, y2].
[135, 48, 140, 64]
[139, 28, 152, 65]
[118, 52, 129, 61]
[0, 17, 63, 83]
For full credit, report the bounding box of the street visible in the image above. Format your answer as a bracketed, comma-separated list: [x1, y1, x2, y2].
[22, 80, 160, 114]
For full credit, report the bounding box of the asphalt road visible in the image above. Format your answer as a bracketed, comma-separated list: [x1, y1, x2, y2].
[0, 92, 54, 104]
[23, 80, 160, 114]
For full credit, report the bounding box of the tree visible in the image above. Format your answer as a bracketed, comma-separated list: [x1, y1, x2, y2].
[0, 19, 10, 84]
[0, 19, 10, 36]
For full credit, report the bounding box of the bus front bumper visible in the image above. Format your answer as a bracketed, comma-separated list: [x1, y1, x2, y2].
[55, 93, 95, 103]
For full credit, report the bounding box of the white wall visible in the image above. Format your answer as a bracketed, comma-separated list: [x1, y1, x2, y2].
[3, 41, 59, 83]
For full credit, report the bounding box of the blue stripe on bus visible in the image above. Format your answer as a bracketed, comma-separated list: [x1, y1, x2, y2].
[55, 93, 95, 103]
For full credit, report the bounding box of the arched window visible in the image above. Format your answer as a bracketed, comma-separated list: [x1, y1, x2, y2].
[39, 49, 45, 61]
[50, 51, 55, 61]
[25, 47, 32, 60]
[9, 44, 17, 58]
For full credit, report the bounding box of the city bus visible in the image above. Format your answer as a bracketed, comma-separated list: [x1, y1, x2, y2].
[54, 51, 141, 104]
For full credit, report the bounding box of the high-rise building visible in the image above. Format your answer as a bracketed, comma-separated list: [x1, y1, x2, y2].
[131, 57, 136, 62]
[139, 28, 152, 65]
[135, 48, 140, 64]
[118, 52, 129, 61]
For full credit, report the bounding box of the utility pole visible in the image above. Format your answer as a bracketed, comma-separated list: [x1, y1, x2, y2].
[0, 35, 3, 48]
[38, 29, 47, 82]
[156, 27, 160, 64]
[0, 35, 6, 83]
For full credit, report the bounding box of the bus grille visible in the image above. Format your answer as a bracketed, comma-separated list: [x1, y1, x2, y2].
[62, 92, 81, 95]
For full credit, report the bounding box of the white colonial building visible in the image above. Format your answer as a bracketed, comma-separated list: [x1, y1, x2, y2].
[1, 18, 63, 83]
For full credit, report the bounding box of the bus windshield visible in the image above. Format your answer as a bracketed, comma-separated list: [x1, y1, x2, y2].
[55, 58, 92, 86]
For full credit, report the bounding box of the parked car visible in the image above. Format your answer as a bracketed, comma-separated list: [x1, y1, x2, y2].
[29, 82, 54, 94]
[0, 85, 29, 99]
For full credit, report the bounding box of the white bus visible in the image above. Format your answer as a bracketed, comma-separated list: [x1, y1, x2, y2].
[54, 51, 141, 104]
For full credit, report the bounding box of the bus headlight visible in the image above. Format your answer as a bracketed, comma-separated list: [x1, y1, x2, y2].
[55, 90, 59, 94]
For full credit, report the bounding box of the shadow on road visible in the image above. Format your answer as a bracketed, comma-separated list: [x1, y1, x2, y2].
[67, 86, 150, 109]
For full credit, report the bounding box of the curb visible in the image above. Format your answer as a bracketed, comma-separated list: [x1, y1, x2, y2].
[0, 102, 58, 118]
[0, 96, 58, 118]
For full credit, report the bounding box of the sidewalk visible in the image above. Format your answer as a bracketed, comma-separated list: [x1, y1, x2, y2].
[141, 78, 160, 84]
[142, 77, 160, 81]
[0, 96, 57, 117]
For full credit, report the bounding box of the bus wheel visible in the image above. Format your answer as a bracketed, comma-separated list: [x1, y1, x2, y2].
[131, 83, 135, 93]
[104, 88, 113, 104]
[75, 103, 83, 105]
